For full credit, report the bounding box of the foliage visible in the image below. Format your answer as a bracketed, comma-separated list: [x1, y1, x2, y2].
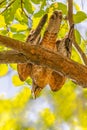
[73, 11, 87, 23]
[0, 64, 8, 76]
[0, 0, 87, 129]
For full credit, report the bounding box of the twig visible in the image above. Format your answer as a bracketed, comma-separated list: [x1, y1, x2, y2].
[68, 0, 73, 26]
[0, 0, 5, 5]
[29, 13, 48, 41]
[0, 0, 15, 14]
[67, 0, 87, 65]
[20, 0, 32, 21]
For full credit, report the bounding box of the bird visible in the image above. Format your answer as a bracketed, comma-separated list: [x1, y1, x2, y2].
[31, 10, 69, 97]
[17, 13, 48, 82]
[17, 11, 73, 98]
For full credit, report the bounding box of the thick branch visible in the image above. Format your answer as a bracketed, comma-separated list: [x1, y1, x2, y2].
[0, 35, 87, 87]
[0, 51, 27, 63]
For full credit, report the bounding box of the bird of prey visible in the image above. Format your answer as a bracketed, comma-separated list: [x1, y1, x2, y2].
[17, 11, 72, 98]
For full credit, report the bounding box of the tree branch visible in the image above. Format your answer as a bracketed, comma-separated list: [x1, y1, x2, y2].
[68, 0, 87, 65]
[0, 50, 27, 63]
[0, 35, 87, 87]
[20, 0, 32, 21]
[68, 0, 73, 26]
[26, 13, 48, 42]
[0, 0, 6, 5]
[0, 0, 15, 14]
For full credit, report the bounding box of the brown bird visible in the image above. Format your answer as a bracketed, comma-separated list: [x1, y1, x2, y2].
[17, 13, 48, 81]
[30, 11, 64, 97]
[17, 11, 73, 98]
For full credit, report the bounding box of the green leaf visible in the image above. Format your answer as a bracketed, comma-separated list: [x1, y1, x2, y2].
[40, 0, 46, 10]
[3, 9, 14, 24]
[49, 2, 67, 15]
[12, 33, 26, 41]
[31, 0, 42, 4]
[15, 8, 23, 22]
[0, 64, 8, 77]
[73, 2, 80, 11]
[11, 23, 28, 32]
[15, 8, 28, 24]
[0, 15, 6, 27]
[0, 30, 8, 35]
[40, 108, 55, 127]
[12, 74, 24, 86]
[58, 22, 68, 38]
[73, 11, 87, 23]
[34, 10, 45, 17]
[3, 0, 20, 24]
[32, 17, 40, 29]
[58, 2, 67, 15]
[26, 77, 32, 85]
[10, 64, 17, 70]
[14, 87, 31, 106]
[0, 0, 6, 8]
[74, 29, 81, 44]
[24, 0, 34, 14]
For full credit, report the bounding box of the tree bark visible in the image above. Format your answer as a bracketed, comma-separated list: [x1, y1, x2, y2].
[0, 51, 27, 63]
[0, 35, 87, 87]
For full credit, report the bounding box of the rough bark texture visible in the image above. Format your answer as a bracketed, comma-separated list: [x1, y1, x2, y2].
[0, 35, 87, 87]
[0, 51, 27, 63]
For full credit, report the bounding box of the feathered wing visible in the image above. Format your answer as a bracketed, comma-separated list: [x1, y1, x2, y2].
[17, 63, 32, 81]
[17, 14, 48, 81]
[49, 36, 72, 91]
[31, 11, 63, 96]
[41, 10, 62, 50]
[17, 10, 73, 97]
[17, 33, 41, 81]
[49, 71, 66, 91]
